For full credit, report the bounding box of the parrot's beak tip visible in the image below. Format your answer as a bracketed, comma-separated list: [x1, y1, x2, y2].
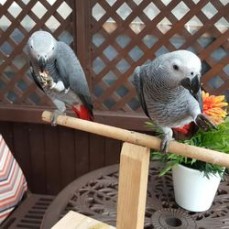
[38, 56, 46, 72]
[180, 75, 200, 94]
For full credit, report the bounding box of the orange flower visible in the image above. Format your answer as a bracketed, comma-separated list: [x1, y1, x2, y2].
[174, 91, 228, 134]
[202, 91, 228, 125]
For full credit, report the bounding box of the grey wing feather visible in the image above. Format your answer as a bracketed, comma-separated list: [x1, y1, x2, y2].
[133, 67, 149, 117]
[54, 59, 69, 89]
[55, 42, 93, 115]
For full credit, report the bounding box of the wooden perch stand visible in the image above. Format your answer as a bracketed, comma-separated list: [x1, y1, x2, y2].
[42, 111, 229, 168]
[52, 143, 149, 229]
[42, 111, 229, 229]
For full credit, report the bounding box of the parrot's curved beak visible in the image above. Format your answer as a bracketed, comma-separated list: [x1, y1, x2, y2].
[180, 75, 200, 94]
[180, 75, 203, 110]
[38, 56, 46, 72]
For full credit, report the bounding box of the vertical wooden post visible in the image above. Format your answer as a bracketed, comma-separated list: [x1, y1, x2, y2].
[74, 0, 92, 90]
[116, 143, 150, 229]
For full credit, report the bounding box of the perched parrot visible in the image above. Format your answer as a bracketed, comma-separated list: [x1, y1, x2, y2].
[134, 50, 215, 153]
[26, 30, 93, 125]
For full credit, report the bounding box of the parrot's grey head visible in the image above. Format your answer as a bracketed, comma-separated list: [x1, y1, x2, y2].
[155, 50, 201, 90]
[27, 31, 57, 72]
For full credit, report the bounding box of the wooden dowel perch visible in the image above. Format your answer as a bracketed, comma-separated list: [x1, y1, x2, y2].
[42, 111, 229, 168]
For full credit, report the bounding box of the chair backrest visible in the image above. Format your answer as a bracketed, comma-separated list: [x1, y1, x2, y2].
[0, 134, 28, 225]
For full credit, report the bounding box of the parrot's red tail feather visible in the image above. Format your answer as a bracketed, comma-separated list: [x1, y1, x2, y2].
[173, 124, 191, 135]
[72, 105, 94, 121]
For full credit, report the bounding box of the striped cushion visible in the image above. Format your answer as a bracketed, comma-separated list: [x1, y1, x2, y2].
[0, 134, 28, 224]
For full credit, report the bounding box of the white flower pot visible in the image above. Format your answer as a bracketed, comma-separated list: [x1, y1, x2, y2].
[172, 164, 221, 212]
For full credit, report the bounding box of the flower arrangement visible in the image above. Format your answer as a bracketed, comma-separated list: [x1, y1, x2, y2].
[149, 91, 229, 178]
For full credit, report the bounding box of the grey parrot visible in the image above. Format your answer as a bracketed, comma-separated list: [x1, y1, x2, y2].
[134, 50, 215, 153]
[26, 30, 93, 124]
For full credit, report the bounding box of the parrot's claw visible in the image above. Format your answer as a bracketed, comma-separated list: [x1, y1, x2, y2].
[160, 128, 173, 153]
[160, 135, 173, 154]
[50, 110, 65, 126]
[195, 114, 217, 131]
[160, 138, 169, 154]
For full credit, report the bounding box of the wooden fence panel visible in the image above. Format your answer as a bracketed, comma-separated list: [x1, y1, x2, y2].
[0, 0, 76, 107]
[29, 124, 47, 194]
[90, 0, 229, 112]
[58, 127, 76, 188]
[0, 121, 122, 194]
[0, 0, 228, 124]
[74, 130, 90, 178]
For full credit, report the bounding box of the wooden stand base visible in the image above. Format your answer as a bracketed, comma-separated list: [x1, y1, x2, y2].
[52, 143, 150, 229]
[52, 211, 115, 229]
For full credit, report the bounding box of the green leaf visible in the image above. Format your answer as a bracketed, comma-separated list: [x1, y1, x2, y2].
[150, 116, 229, 177]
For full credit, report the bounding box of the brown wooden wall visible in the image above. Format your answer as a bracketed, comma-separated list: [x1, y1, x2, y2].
[0, 121, 123, 195]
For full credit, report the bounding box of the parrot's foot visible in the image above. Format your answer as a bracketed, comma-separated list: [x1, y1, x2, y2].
[160, 138, 170, 154]
[39, 71, 52, 87]
[195, 114, 217, 131]
[50, 110, 65, 126]
[160, 128, 173, 153]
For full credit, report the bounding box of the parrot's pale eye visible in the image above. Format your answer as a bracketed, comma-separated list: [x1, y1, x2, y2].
[30, 45, 33, 49]
[173, 64, 179, 71]
[52, 47, 54, 50]
[190, 72, 194, 76]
